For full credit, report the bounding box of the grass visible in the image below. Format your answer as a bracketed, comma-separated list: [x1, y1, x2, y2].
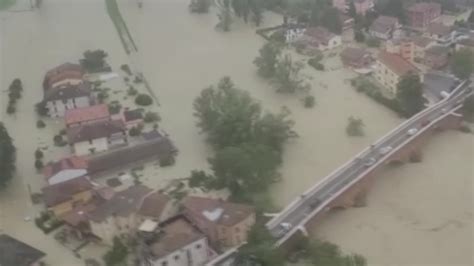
[0, 0, 15, 10]
[105, 0, 138, 54]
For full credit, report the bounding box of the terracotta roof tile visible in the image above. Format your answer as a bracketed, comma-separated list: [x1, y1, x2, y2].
[65, 104, 110, 126]
[43, 156, 88, 179]
[42, 176, 93, 207]
[378, 52, 419, 76]
[138, 192, 170, 219]
[67, 119, 125, 144]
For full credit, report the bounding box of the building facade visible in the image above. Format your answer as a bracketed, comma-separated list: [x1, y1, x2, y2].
[407, 2, 442, 29]
[375, 52, 420, 95]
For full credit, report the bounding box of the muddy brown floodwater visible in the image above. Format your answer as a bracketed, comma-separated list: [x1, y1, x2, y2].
[0, 0, 472, 265]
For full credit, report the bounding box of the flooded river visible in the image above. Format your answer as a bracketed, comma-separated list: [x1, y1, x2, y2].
[0, 0, 472, 265]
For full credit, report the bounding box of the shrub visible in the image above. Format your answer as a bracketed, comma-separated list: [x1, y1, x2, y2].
[108, 102, 122, 115]
[308, 58, 324, 71]
[97, 91, 109, 103]
[35, 159, 44, 170]
[36, 120, 46, 128]
[129, 126, 142, 137]
[9, 90, 21, 100]
[133, 75, 143, 84]
[366, 37, 380, 47]
[59, 129, 67, 135]
[459, 125, 472, 133]
[144, 111, 161, 123]
[6, 104, 16, 114]
[159, 156, 175, 167]
[303, 95, 316, 108]
[53, 135, 67, 147]
[120, 64, 132, 75]
[127, 85, 138, 96]
[35, 149, 44, 160]
[124, 76, 130, 83]
[135, 94, 153, 106]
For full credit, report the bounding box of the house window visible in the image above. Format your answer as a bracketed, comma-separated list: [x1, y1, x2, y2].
[174, 255, 180, 260]
[196, 244, 202, 249]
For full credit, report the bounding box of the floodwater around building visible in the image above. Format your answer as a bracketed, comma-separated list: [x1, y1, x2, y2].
[0, 0, 472, 265]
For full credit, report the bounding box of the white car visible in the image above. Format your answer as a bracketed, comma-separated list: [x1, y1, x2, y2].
[379, 146, 393, 155]
[407, 128, 418, 136]
[364, 157, 376, 167]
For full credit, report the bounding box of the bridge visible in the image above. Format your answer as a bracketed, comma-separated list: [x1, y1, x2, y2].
[206, 80, 472, 266]
[265, 80, 472, 247]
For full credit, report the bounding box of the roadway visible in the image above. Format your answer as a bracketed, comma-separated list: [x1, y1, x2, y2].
[266, 81, 472, 239]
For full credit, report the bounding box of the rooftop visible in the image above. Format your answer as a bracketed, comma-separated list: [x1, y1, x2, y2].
[425, 45, 450, 55]
[123, 108, 144, 122]
[43, 81, 91, 102]
[183, 196, 255, 227]
[45, 62, 83, 79]
[65, 104, 110, 126]
[42, 176, 94, 207]
[138, 191, 170, 219]
[427, 23, 452, 37]
[304, 26, 337, 45]
[370, 16, 398, 34]
[0, 234, 46, 266]
[67, 119, 125, 144]
[377, 52, 419, 76]
[43, 156, 88, 179]
[408, 2, 441, 13]
[148, 216, 204, 259]
[340, 47, 371, 62]
[87, 185, 152, 222]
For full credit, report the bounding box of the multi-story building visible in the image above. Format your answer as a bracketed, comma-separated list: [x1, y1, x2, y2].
[182, 196, 255, 248]
[407, 2, 442, 29]
[369, 16, 400, 40]
[375, 52, 421, 95]
[139, 215, 211, 266]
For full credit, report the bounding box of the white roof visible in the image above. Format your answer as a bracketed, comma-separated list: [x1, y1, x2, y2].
[203, 208, 224, 221]
[138, 219, 158, 232]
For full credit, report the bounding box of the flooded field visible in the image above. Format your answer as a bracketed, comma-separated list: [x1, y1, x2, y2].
[0, 0, 472, 265]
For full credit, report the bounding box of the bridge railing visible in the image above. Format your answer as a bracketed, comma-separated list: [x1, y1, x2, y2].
[266, 81, 470, 229]
[275, 102, 466, 246]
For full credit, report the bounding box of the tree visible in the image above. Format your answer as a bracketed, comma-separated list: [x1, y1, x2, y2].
[234, 223, 285, 266]
[231, 0, 264, 26]
[304, 95, 316, 108]
[273, 54, 310, 94]
[348, 0, 357, 18]
[217, 0, 233, 32]
[396, 73, 424, 117]
[80, 50, 109, 73]
[103, 237, 128, 266]
[35, 149, 44, 160]
[254, 42, 281, 78]
[35, 159, 44, 170]
[450, 48, 474, 80]
[144, 111, 161, 123]
[189, 0, 210, 13]
[462, 95, 474, 121]
[0, 123, 16, 188]
[469, 11, 474, 23]
[250, 0, 264, 26]
[346, 116, 365, 136]
[320, 7, 342, 34]
[354, 30, 365, 42]
[379, 0, 405, 23]
[135, 94, 153, 106]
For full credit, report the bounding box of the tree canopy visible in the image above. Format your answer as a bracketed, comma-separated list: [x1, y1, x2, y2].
[273, 54, 311, 94]
[103, 237, 128, 266]
[254, 42, 282, 78]
[192, 77, 296, 201]
[450, 48, 474, 80]
[0, 123, 16, 189]
[377, 0, 405, 24]
[346, 116, 365, 137]
[396, 73, 425, 118]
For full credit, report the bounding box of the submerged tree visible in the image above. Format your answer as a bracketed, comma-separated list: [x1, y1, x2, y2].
[254, 42, 282, 78]
[103, 237, 128, 266]
[396, 73, 425, 118]
[0, 123, 16, 189]
[346, 116, 365, 137]
[451, 48, 474, 80]
[273, 54, 310, 94]
[189, 0, 210, 13]
[217, 0, 233, 32]
[231, 0, 264, 26]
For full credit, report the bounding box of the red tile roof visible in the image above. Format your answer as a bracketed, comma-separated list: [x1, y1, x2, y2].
[304, 27, 336, 45]
[378, 52, 419, 76]
[43, 156, 88, 179]
[183, 196, 255, 227]
[42, 176, 94, 207]
[67, 119, 125, 144]
[138, 192, 170, 219]
[65, 104, 110, 126]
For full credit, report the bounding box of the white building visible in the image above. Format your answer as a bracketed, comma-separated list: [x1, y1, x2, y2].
[141, 216, 210, 266]
[66, 120, 127, 156]
[43, 82, 92, 117]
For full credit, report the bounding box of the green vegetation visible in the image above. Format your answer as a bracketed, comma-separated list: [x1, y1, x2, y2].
[217, 0, 233, 32]
[366, 37, 380, 48]
[274, 54, 310, 93]
[127, 85, 138, 96]
[346, 116, 365, 137]
[462, 95, 474, 122]
[231, 0, 264, 26]
[35, 149, 44, 160]
[303, 95, 316, 108]
[103, 237, 128, 266]
[34, 211, 63, 234]
[450, 48, 474, 80]
[108, 101, 122, 115]
[378, 0, 406, 24]
[36, 120, 46, 129]
[135, 94, 153, 106]
[144, 111, 161, 123]
[189, 0, 211, 13]
[235, 223, 285, 266]
[80, 50, 110, 73]
[396, 73, 424, 118]
[105, 0, 138, 54]
[35, 159, 44, 171]
[120, 64, 132, 75]
[53, 135, 67, 147]
[0, 0, 15, 10]
[190, 77, 296, 204]
[308, 57, 324, 71]
[254, 42, 282, 78]
[129, 124, 144, 137]
[352, 77, 403, 116]
[6, 79, 22, 116]
[0, 123, 16, 189]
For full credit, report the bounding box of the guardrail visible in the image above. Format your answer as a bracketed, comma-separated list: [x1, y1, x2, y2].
[266, 81, 470, 229]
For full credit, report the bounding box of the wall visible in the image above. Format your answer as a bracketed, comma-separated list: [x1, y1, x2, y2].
[218, 213, 256, 247]
[73, 137, 109, 156]
[48, 169, 87, 185]
[47, 96, 91, 117]
[148, 237, 209, 266]
[375, 61, 400, 95]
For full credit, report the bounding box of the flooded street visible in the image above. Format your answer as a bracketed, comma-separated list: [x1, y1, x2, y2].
[0, 0, 472, 265]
